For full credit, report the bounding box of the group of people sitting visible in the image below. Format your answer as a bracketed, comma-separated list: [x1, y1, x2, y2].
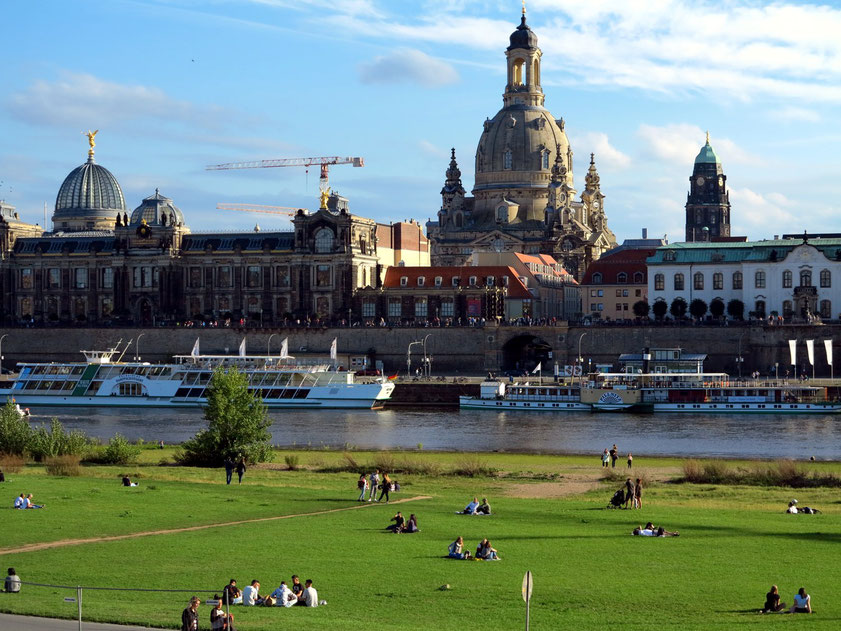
[386, 512, 419, 534]
[221, 575, 320, 608]
[447, 536, 500, 560]
[459, 497, 491, 515]
[12, 493, 43, 509]
[761, 585, 813, 614]
[631, 522, 679, 537]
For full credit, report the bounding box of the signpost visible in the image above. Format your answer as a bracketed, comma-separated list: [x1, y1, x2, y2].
[521, 571, 533, 631]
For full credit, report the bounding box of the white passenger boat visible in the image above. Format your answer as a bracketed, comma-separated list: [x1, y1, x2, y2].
[459, 380, 588, 411]
[0, 345, 394, 410]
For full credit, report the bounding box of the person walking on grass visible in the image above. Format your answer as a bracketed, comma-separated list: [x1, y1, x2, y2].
[368, 469, 380, 502]
[627, 453, 633, 469]
[357, 473, 368, 501]
[378, 472, 392, 503]
[224, 456, 234, 485]
[634, 477, 642, 509]
[181, 596, 200, 631]
[235, 458, 246, 484]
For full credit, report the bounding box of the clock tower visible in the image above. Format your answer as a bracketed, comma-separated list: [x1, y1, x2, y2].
[685, 132, 730, 242]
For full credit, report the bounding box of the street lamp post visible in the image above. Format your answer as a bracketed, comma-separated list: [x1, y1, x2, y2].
[135, 333, 145, 362]
[267, 333, 277, 357]
[422, 334, 432, 377]
[775, 362, 779, 380]
[737, 334, 745, 378]
[577, 332, 587, 385]
[0, 334, 7, 374]
[407, 340, 424, 377]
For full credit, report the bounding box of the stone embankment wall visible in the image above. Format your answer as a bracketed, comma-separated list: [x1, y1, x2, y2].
[0, 324, 836, 376]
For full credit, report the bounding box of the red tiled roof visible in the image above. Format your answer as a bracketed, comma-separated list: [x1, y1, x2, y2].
[512, 252, 577, 281]
[581, 249, 655, 285]
[382, 266, 532, 298]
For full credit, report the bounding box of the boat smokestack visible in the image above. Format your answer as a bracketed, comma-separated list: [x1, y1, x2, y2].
[642, 347, 651, 373]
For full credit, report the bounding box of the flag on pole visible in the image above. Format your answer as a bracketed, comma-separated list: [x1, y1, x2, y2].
[280, 337, 289, 359]
[825, 339, 833, 366]
[788, 339, 797, 366]
[806, 340, 815, 366]
[330, 338, 337, 361]
[190, 337, 200, 357]
[388, 373, 399, 381]
[239, 337, 246, 357]
[532, 362, 542, 374]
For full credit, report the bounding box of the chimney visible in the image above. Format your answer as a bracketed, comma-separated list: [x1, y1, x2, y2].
[642, 228, 648, 239]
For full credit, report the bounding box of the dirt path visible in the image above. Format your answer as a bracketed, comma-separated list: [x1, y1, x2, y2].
[0, 495, 432, 556]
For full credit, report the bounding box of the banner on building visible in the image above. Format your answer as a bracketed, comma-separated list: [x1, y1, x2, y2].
[330, 338, 337, 360]
[806, 339, 815, 366]
[280, 337, 289, 359]
[466, 298, 481, 317]
[238, 337, 246, 357]
[825, 339, 833, 366]
[788, 339, 797, 366]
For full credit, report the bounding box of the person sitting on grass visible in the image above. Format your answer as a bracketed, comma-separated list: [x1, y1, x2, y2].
[290, 575, 303, 599]
[475, 538, 500, 560]
[790, 587, 812, 614]
[387, 511, 405, 533]
[5, 567, 21, 593]
[13, 493, 24, 509]
[299, 579, 319, 607]
[24, 494, 44, 509]
[477, 498, 491, 515]
[448, 536, 471, 559]
[761, 585, 786, 613]
[210, 598, 235, 630]
[462, 497, 479, 514]
[270, 581, 296, 607]
[122, 476, 138, 487]
[222, 579, 242, 605]
[241, 580, 262, 606]
[403, 514, 419, 533]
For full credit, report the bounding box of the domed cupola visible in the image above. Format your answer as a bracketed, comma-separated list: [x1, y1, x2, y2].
[508, 13, 538, 51]
[54, 131, 126, 232]
[129, 189, 185, 228]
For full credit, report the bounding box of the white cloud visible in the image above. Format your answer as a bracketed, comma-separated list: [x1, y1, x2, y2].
[5, 72, 230, 129]
[769, 107, 821, 123]
[418, 140, 449, 159]
[729, 187, 798, 237]
[358, 48, 459, 87]
[575, 132, 631, 170]
[636, 123, 761, 166]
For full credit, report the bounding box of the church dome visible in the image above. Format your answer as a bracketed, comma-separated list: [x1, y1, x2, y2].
[694, 137, 720, 165]
[129, 189, 184, 227]
[54, 154, 126, 232]
[508, 15, 538, 50]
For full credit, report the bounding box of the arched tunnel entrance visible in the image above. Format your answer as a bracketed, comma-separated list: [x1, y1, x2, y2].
[502, 335, 551, 373]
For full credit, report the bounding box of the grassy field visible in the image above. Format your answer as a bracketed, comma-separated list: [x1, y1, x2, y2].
[1, 451, 840, 630]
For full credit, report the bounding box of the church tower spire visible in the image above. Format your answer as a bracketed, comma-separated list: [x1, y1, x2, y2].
[503, 8, 543, 107]
[685, 133, 730, 242]
[439, 148, 466, 229]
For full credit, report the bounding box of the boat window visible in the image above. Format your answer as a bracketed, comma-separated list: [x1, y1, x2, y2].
[175, 387, 190, 397]
[23, 381, 38, 390]
[189, 388, 205, 398]
[86, 381, 102, 394]
[72, 366, 85, 375]
[40, 380, 53, 391]
[293, 389, 310, 399]
[50, 381, 64, 391]
[46, 366, 60, 375]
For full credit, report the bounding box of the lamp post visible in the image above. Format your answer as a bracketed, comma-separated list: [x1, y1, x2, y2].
[0, 333, 7, 374]
[267, 333, 277, 357]
[577, 332, 587, 386]
[134, 333, 145, 362]
[422, 334, 432, 377]
[775, 361, 779, 380]
[407, 340, 424, 377]
[737, 334, 745, 378]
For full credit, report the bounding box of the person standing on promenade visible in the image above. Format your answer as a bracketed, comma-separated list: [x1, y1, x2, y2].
[181, 596, 200, 631]
[610, 444, 618, 468]
[627, 453, 633, 469]
[235, 458, 246, 484]
[368, 469, 380, 502]
[224, 457, 234, 485]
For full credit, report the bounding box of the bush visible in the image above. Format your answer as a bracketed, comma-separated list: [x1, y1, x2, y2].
[0, 453, 26, 473]
[101, 434, 142, 465]
[710, 298, 725, 318]
[45, 455, 82, 477]
[679, 458, 841, 487]
[0, 400, 33, 456]
[452, 455, 498, 477]
[373, 452, 396, 474]
[29, 419, 90, 462]
[284, 454, 301, 471]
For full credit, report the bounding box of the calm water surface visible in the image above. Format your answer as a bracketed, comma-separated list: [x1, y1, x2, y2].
[24, 406, 841, 460]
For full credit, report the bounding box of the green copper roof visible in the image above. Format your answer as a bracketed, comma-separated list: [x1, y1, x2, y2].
[694, 140, 720, 165]
[647, 238, 841, 265]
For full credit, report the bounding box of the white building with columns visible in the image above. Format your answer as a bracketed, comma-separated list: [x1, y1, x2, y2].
[647, 236, 841, 320]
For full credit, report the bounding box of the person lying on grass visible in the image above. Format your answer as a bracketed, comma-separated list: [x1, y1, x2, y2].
[760, 585, 786, 613]
[789, 587, 812, 614]
[786, 499, 820, 514]
[632, 524, 679, 537]
[475, 539, 500, 560]
[387, 511, 405, 533]
[448, 536, 472, 559]
[122, 476, 138, 487]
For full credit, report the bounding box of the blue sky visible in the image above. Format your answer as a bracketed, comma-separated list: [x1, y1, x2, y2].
[2, 0, 841, 241]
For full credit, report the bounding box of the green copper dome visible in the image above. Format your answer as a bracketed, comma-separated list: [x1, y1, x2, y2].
[694, 136, 720, 165]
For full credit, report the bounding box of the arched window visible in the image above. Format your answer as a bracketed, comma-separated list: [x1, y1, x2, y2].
[713, 272, 723, 290]
[693, 272, 704, 290]
[503, 149, 513, 170]
[512, 58, 525, 85]
[754, 300, 766, 317]
[496, 205, 509, 223]
[454, 214, 463, 228]
[800, 270, 812, 287]
[820, 300, 832, 318]
[314, 228, 334, 253]
[674, 273, 684, 291]
[542, 150, 550, 169]
[633, 271, 644, 283]
[732, 271, 743, 289]
[532, 58, 540, 85]
[820, 269, 831, 288]
[782, 300, 793, 318]
[616, 272, 627, 284]
[592, 272, 603, 284]
[654, 274, 664, 291]
[782, 270, 792, 288]
[755, 270, 766, 289]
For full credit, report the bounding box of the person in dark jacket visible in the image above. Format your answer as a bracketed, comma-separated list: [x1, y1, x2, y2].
[181, 596, 200, 631]
[235, 459, 246, 484]
[224, 457, 234, 485]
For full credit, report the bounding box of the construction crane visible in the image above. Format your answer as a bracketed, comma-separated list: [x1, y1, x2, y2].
[206, 156, 364, 208]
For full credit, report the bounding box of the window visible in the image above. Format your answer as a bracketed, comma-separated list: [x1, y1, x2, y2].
[783, 300, 793, 318]
[597, 289, 603, 297]
[590, 289, 597, 297]
[486, 276, 494, 286]
[633, 272, 644, 283]
[623, 289, 629, 297]
[713, 272, 723, 290]
[597, 303, 604, 311]
[820, 299, 831, 319]
[799, 270, 811, 287]
[496, 205, 509, 223]
[388, 298, 401, 317]
[315, 265, 330, 287]
[693, 272, 704, 290]
[732, 271, 743, 290]
[616, 272, 627, 284]
[664, 251, 676, 262]
[417, 277, 425, 287]
[276, 266, 290, 288]
[314, 228, 334, 253]
[754, 300, 766, 317]
[542, 150, 550, 169]
[820, 269, 831, 288]
[246, 266, 261, 288]
[674, 273, 684, 291]
[362, 300, 376, 317]
[503, 149, 512, 170]
[592, 272, 603, 284]
[216, 266, 231, 288]
[635, 289, 642, 297]
[102, 268, 113, 289]
[469, 276, 477, 286]
[400, 276, 408, 287]
[48, 268, 60, 289]
[20, 268, 32, 289]
[654, 273, 664, 291]
[782, 270, 792, 288]
[189, 296, 201, 316]
[74, 268, 87, 289]
[101, 297, 113, 318]
[134, 267, 153, 288]
[616, 289, 622, 297]
[18, 297, 31, 318]
[190, 267, 202, 288]
[315, 296, 329, 317]
[452, 277, 460, 287]
[434, 276, 442, 287]
[755, 270, 766, 289]
[414, 297, 428, 318]
[440, 298, 454, 317]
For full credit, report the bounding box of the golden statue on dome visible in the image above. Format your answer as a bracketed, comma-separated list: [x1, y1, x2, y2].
[83, 129, 99, 157]
[319, 188, 331, 210]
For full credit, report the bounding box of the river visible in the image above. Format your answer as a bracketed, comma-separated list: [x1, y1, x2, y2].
[23, 406, 841, 460]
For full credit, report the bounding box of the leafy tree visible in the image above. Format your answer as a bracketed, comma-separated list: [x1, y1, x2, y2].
[727, 299, 745, 320]
[670, 298, 688, 320]
[177, 367, 273, 466]
[101, 433, 142, 465]
[689, 298, 708, 320]
[709, 298, 725, 319]
[651, 300, 668, 320]
[28, 418, 91, 462]
[632, 300, 650, 318]
[0, 400, 32, 456]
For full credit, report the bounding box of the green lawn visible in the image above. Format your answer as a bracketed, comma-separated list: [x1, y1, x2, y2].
[1, 454, 839, 630]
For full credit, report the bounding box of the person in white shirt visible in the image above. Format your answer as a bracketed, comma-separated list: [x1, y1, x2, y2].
[270, 581, 296, 607]
[301, 580, 318, 607]
[786, 500, 798, 514]
[368, 470, 380, 502]
[13, 494, 24, 509]
[463, 497, 479, 514]
[241, 580, 260, 606]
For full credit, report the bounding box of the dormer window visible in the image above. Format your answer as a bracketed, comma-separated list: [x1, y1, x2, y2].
[469, 276, 477, 287]
[616, 272, 627, 284]
[592, 272, 603, 284]
[486, 276, 494, 286]
[452, 277, 460, 287]
[633, 271, 644, 283]
[664, 251, 676, 262]
[400, 276, 408, 287]
[434, 276, 442, 287]
[417, 276, 425, 287]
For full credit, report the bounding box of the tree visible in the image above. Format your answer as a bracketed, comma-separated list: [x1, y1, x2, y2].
[689, 298, 708, 320]
[727, 299, 745, 320]
[632, 300, 650, 318]
[709, 298, 725, 319]
[177, 367, 273, 466]
[0, 400, 32, 456]
[670, 297, 688, 320]
[652, 300, 668, 320]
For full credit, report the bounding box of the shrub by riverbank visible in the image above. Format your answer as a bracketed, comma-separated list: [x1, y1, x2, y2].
[680, 458, 841, 487]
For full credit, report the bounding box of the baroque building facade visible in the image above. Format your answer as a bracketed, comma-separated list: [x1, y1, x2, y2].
[0, 141, 427, 326]
[427, 9, 617, 280]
